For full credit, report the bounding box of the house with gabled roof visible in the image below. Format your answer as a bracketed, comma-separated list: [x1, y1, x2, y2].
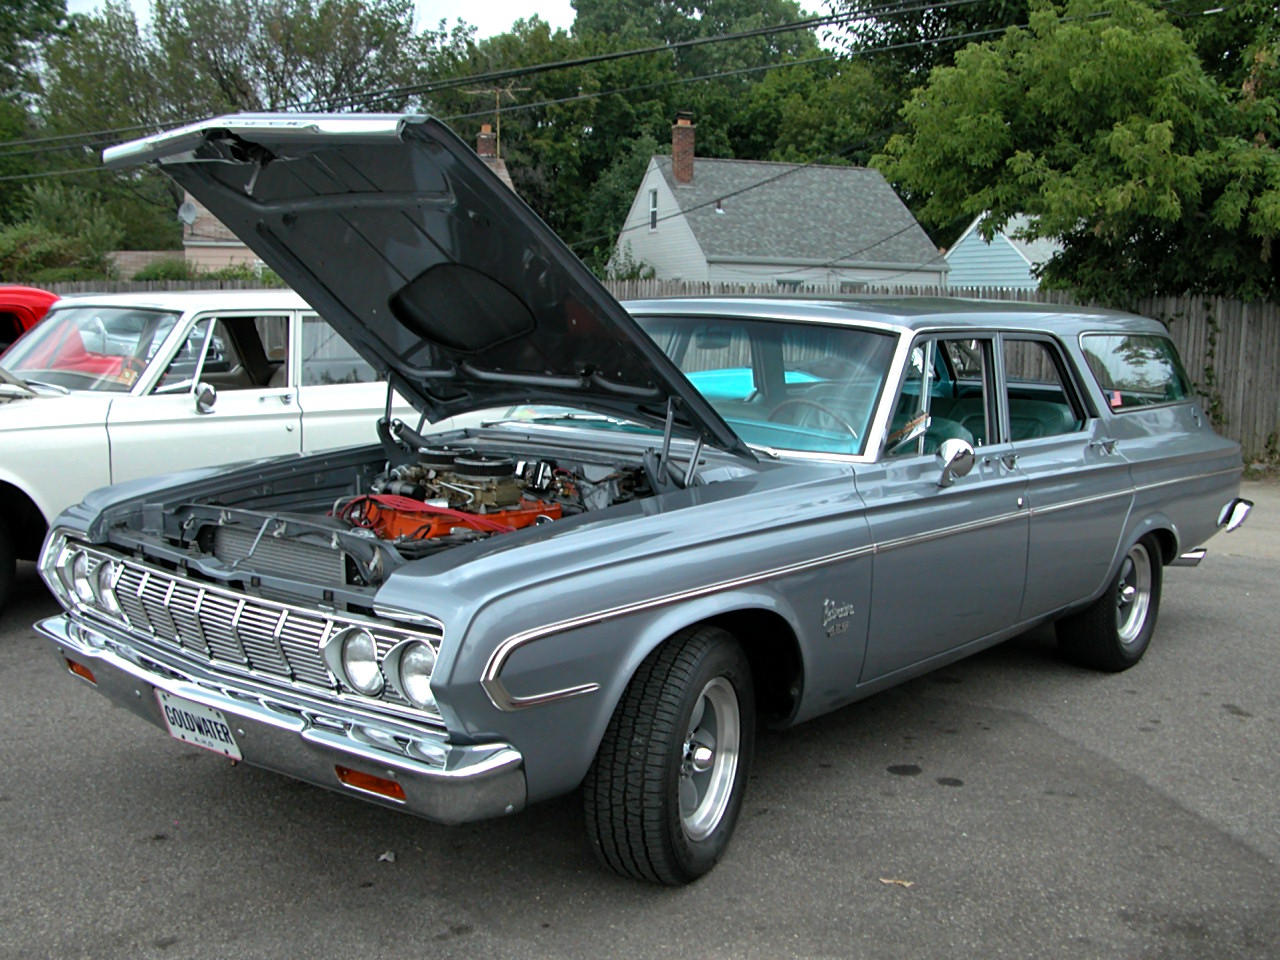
[610, 115, 947, 288]
[944, 213, 1062, 290]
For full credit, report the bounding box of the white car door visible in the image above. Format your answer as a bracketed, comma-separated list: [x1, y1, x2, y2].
[294, 313, 415, 453]
[106, 311, 303, 484]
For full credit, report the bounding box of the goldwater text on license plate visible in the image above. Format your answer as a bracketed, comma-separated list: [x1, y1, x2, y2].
[156, 690, 243, 760]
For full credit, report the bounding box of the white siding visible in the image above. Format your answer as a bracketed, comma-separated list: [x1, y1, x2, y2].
[945, 230, 1038, 289]
[610, 162, 708, 280]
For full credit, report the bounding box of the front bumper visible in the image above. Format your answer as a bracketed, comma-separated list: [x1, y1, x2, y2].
[36, 615, 526, 824]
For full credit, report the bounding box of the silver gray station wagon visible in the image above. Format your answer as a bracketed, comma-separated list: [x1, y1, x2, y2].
[36, 114, 1251, 884]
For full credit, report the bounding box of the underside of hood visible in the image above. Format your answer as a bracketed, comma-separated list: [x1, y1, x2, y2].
[103, 113, 750, 458]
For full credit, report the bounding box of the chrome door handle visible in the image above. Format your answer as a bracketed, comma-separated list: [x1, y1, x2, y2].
[983, 453, 1018, 470]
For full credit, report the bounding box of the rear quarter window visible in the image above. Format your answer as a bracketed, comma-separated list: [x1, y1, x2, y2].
[1081, 334, 1191, 412]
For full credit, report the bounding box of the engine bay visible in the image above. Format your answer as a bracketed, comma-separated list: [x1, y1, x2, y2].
[337, 445, 644, 559]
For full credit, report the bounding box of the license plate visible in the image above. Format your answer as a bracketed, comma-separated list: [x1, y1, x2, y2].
[157, 690, 242, 760]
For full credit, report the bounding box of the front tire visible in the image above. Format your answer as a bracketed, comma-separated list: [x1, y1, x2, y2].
[0, 516, 14, 614]
[1056, 536, 1163, 671]
[584, 626, 755, 884]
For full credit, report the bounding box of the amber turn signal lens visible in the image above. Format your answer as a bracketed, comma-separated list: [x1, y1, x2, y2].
[334, 765, 406, 802]
[66, 659, 97, 685]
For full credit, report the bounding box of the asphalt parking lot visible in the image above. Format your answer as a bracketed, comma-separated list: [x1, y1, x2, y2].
[2, 482, 1277, 960]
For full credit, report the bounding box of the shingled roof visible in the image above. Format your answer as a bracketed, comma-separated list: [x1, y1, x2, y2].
[652, 155, 941, 268]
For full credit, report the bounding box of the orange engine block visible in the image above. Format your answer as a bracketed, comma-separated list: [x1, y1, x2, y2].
[346, 494, 563, 540]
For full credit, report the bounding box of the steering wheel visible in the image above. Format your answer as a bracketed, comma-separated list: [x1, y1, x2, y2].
[767, 398, 859, 438]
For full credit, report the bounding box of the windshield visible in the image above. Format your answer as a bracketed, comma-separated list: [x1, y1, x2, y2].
[635, 315, 898, 456]
[0, 305, 183, 393]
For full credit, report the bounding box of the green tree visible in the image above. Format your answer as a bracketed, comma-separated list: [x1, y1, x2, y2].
[823, 0, 1029, 84]
[0, 181, 122, 281]
[0, 0, 65, 96]
[26, 0, 444, 248]
[877, 0, 1280, 301]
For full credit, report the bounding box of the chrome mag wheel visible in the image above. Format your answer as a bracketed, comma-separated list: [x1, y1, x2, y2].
[679, 676, 741, 842]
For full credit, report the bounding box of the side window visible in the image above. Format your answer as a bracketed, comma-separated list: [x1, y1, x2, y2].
[888, 336, 993, 457]
[157, 315, 286, 391]
[1002, 338, 1085, 440]
[301, 315, 377, 386]
[1080, 334, 1191, 411]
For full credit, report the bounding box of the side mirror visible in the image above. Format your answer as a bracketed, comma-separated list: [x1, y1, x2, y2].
[936, 437, 974, 487]
[195, 381, 217, 414]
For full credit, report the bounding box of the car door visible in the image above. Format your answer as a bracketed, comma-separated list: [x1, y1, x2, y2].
[999, 335, 1133, 619]
[858, 334, 1029, 683]
[106, 311, 302, 484]
[294, 313, 415, 452]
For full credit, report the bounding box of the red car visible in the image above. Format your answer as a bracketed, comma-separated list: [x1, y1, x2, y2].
[0, 285, 59, 354]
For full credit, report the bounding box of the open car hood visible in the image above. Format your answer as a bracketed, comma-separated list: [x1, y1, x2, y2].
[104, 113, 751, 458]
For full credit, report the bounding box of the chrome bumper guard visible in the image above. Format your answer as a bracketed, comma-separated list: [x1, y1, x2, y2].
[36, 615, 526, 825]
[1219, 498, 1253, 533]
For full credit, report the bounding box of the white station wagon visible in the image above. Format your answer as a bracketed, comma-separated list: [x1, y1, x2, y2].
[0, 289, 414, 610]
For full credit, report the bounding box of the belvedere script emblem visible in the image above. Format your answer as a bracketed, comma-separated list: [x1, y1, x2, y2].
[823, 598, 855, 636]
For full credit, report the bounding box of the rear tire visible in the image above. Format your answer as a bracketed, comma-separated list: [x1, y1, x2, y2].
[1056, 535, 1163, 671]
[583, 625, 755, 884]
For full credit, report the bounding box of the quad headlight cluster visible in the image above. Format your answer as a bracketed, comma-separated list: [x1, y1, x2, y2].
[41, 533, 442, 718]
[40, 535, 125, 623]
[323, 627, 439, 713]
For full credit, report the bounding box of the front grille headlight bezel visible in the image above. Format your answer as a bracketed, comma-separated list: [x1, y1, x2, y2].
[384, 639, 438, 711]
[39, 532, 72, 606]
[47, 536, 446, 721]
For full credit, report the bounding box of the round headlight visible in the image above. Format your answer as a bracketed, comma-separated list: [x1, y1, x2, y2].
[92, 561, 122, 616]
[397, 642, 437, 710]
[70, 551, 95, 606]
[340, 628, 384, 696]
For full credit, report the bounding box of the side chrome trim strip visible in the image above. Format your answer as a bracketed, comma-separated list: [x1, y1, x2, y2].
[481, 540, 879, 711]
[1026, 488, 1132, 518]
[485, 463, 1243, 711]
[485, 501, 1035, 711]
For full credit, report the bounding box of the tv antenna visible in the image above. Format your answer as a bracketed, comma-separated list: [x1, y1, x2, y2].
[462, 81, 529, 158]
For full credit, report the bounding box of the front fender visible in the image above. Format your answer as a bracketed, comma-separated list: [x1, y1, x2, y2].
[444, 585, 805, 804]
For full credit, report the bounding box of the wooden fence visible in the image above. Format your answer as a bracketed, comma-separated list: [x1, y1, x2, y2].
[39, 279, 1280, 461]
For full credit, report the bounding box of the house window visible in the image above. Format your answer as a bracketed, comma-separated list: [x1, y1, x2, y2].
[648, 189, 658, 230]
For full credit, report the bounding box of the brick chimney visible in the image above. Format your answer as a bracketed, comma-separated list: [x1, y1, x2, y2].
[672, 112, 695, 185]
[477, 123, 497, 158]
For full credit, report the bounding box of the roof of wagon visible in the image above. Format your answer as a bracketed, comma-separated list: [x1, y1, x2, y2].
[621, 296, 1166, 336]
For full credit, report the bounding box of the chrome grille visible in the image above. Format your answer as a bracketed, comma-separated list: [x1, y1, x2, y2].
[96, 550, 441, 707]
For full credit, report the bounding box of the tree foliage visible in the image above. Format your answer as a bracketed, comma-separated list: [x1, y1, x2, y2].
[0, 182, 122, 281]
[877, 0, 1280, 301]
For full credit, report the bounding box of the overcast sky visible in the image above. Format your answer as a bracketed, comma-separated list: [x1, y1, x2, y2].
[63, 1, 578, 38]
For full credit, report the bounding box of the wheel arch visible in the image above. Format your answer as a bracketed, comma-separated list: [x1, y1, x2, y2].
[701, 609, 803, 725]
[1127, 512, 1177, 568]
[0, 479, 51, 562]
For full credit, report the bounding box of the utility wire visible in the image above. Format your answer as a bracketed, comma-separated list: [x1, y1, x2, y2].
[299, 0, 999, 111]
[0, 0, 997, 154]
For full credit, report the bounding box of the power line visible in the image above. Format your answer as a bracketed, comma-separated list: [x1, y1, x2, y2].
[293, 0, 998, 111]
[0, 12, 1017, 173]
[0, 0, 995, 155]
